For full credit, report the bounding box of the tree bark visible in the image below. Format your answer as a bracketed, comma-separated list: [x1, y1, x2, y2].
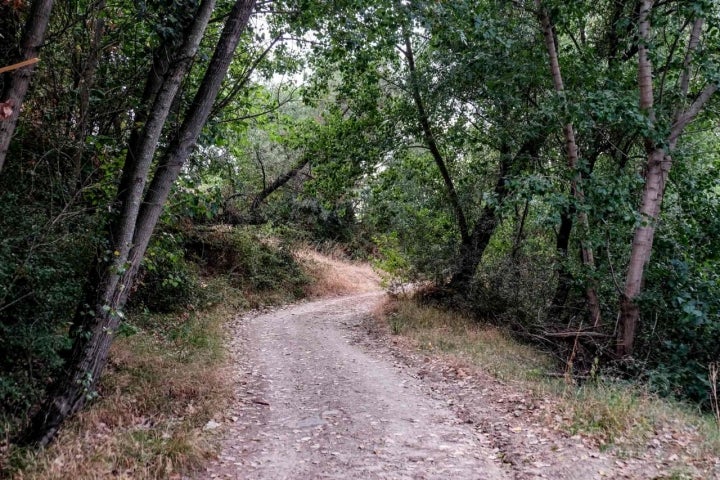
[126, 0, 257, 307]
[447, 136, 545, 292]
[616, 5, 716, 356]
[69, 0, 106, 192]
[536, 0, 601, 328]
[21, 0, 220, 447]
[110, 0, 217, 280]
[402, 31, 470, 245]
[250, 156, 309, 211]
[0, 0, 54, 174]
[547, 206, 574, 322]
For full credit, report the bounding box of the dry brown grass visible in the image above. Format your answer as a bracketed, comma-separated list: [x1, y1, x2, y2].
[294, 248, 381, 298]
[377, 297, 720, 467]
[3, 277, 240, 480]
[2, 246, 382, 479]
[376, 297, 553, 381]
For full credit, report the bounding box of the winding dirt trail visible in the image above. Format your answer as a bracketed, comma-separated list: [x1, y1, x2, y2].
[203, 292, 508, 479]
[199, 257, 717, 479]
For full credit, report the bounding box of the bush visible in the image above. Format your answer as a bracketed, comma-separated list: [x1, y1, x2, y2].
[0, 186, 98, 433]
[183, 226, 308, 306]
[638, 257, 720, 405]
[130, 232, 203, 313]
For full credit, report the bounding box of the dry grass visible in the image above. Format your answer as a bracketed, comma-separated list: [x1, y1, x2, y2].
[377, 297, 720, 466]
[377, 297, 553, 381]
[2, 246, 380, 479]
[294, 248, 381, 297]
[3, 276, 241, 480]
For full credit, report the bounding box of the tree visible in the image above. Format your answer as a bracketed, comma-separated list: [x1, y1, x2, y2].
[290, 0, 555, 294]
[22, 0, 257, 446]
[0, 0, 54, 174]
[617, 0, 718, 356]
[535, 0, 601, 327]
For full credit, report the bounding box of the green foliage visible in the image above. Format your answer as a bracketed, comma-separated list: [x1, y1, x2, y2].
[638, 157, 720, 403]
[183, 227, 308, 306]
[0, 174, 98, 432]
[130, 232, 203, 313]
[1, 0, 720, 444]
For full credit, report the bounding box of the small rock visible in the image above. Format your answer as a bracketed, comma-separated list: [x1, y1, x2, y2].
[203, 420, 221, 430]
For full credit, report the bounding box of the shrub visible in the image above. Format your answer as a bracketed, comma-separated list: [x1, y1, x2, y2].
[130, 232, 203, 313]
[183, 227, 308, 306]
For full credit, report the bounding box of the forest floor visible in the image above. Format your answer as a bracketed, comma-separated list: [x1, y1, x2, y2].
[200, 254, 720, 480]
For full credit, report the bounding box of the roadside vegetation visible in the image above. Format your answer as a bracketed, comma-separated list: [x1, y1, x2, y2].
[1, 228, 340, 479]
[1, 0, 719, 475]
[377, 295, 720, 473]
[2, 277, 236, 479]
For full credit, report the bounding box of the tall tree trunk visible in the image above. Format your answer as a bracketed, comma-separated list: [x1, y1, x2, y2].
[109, 0, 217, 284]
[448, 137, 545, 291]
[617, 6, 715, 356]
[403, 29, 497, 293]
[0, 0, 54, 174]
[547, 206, 574, 322]
[446, 145, 511, 291]
[21, 0, 221, 447]
[124, 0, 256, 295]
[548, 138, 605, 324]
[536, 0, 602, 328]
[69, 0, 106, 192]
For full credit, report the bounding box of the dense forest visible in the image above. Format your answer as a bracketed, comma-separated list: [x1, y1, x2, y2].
[0, 0, 718, 454]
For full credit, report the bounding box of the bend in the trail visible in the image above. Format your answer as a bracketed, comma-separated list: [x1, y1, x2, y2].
[202, 292, 509, 479]
[200, 280, 715, 479]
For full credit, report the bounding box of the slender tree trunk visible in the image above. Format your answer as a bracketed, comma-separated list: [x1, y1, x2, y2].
[70, 0, 106, 192]
[403, 29, 502, 293]
[511, 198, 530, 259]
[448, 136, 545, 291]
[547, 206, 574, 322]
[110, 0, 217, 279]
[21, 0, 220, 447]
[548, 139, 604, 323]
[447, 147, 510, 291]
[0, 0, 54, 174]
[124, 0, 256, 292]
[402, 31, 470, 245]
[222, 155, 309, 224]
[617, 6, 715, 356]
[536, 0, 601, 328]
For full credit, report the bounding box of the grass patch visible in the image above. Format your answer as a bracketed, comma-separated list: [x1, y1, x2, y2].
[0, 240, 371, 479]
[378, 297, 720, 464]
[1, 276, 241, 479]
[381, 298, 553, 381]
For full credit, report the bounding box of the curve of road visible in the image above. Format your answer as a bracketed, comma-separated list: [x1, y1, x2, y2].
[200, 288, 714, 480]
[202, 291, 507, 479]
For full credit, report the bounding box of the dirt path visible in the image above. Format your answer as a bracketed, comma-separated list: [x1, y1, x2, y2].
[200, 285, 716, 479]
[202, 292, 510, 479]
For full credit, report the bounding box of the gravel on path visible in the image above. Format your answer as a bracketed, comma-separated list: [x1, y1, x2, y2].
[201, 292, 509, 479]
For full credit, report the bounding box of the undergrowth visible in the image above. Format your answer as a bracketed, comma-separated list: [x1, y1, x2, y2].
[379, 297, 720, 466]
[1, 226, 317, 479]
[183, 227, 308, 307]
[1, 275, 241, 479]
